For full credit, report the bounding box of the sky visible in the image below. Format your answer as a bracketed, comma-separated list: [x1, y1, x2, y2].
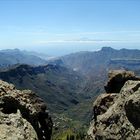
[0, 0, 140, 56]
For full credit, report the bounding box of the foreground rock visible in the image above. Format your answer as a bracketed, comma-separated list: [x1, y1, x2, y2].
[0, 80, 53, 140]
[87, 70, 140, 140]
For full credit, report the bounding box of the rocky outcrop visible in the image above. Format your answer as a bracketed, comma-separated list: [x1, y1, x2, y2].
[87, 70, 140, 140]
[0, 80, 53, 140]
[104, 70, 140, 93]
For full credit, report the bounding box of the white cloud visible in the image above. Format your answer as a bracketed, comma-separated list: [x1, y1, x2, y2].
[35, 39, 124, 45]
[78, 31, 140, 35]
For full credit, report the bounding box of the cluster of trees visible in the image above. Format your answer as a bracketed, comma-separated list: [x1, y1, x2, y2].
[66, 132, 85, 140]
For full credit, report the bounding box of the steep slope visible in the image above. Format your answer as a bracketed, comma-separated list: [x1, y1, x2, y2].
[0, 49, 47, 68]
[0, 80, 52, 140]
[22, 50, 54, 60]
[109, 59, 140, 71]
[0, 64, 85, 113]
[62, 47, 140, 75]
[0, 64, 90, 138]
[61, 47, 140, 96]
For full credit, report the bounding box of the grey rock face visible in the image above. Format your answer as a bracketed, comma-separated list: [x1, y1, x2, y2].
[88, 70, 140, 140]
[0, 80, 53, 140]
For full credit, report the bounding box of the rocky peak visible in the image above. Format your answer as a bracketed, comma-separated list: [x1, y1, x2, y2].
[105, 70, 140, 93]
[101, 47, 115, 52]
[0, 80, 53, 140]
[87, 70, 140, 139]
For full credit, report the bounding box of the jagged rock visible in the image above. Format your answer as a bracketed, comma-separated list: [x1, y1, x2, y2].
[87, 70, 140, 140]
[105, 70, 140, 93]
[0, 80, 53, 140]
[92, 93, 118, 121]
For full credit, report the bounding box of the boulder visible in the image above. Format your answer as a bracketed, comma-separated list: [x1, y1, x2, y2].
[104, 70, 140, 93]
[0, 80, 53, 140]
[87, 70, 140, 140]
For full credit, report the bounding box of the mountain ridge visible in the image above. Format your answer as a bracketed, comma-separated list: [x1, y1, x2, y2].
[0, 48, 47, 68]
[61, 47, 140, 75]
[0, 63, 86, 113]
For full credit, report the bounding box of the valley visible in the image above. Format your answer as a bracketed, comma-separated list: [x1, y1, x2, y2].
[1, 47, 140, 139]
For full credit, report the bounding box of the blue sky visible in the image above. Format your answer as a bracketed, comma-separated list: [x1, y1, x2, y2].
[0, 0, 140, 56]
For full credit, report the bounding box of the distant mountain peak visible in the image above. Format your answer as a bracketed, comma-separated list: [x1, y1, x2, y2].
[1, 48, 20, 53]
[101, 47, 115, 52]
[0, 49, 47, 68]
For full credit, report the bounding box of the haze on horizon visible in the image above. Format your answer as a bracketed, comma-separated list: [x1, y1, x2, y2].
[0, 0, 140, 56]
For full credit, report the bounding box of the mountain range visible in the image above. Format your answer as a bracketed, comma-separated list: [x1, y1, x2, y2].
[60, 47, 140, 96]
[1, 47, 140, 138]
[0, 64, 86, 113]
[1, 47, 140, 110]
[0, 48, 47, 68]
[61, 47, 140, 74]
